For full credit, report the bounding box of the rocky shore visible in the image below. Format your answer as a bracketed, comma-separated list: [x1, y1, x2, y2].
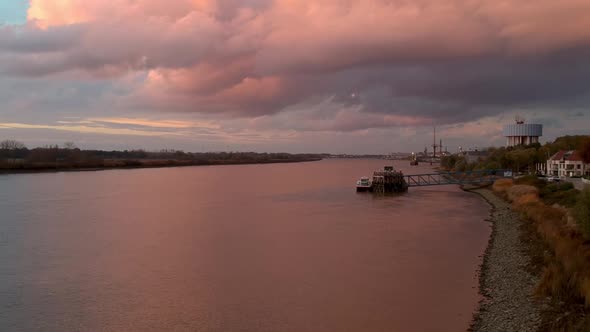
[469, 188, 544, 332]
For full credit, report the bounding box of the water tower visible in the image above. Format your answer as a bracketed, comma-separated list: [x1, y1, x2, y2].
[503, 117, 543, 147]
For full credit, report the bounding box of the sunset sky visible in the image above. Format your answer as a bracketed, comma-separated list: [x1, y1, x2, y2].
[0, 0, 589, 153]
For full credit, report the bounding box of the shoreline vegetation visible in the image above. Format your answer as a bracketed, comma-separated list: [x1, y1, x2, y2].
[0, 157, 324, 174]
[468, 177, 590, 331]
[441, 135, 590, 175]
[0, 140, 325, 174]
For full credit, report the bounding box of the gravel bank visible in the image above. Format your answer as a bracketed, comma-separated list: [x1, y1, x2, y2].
[469, 188, 543, 332]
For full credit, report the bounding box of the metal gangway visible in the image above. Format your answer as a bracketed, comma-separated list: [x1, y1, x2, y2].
[404, 169, 513, 187]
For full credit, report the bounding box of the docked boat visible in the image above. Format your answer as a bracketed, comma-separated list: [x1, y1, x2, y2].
[355, 166, 408, 193]
[356, 176, 372, 192]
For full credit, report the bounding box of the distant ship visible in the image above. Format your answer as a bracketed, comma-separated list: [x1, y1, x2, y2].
[356, 176, 372, 192]
[410, 153, 418, 166]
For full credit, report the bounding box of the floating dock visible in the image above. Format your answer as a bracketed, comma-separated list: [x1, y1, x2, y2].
[358, 166, 409, 193]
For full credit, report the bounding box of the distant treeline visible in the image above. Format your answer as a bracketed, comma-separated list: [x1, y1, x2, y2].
[442, 135, 590, 174]
[0, 140, 326, 172]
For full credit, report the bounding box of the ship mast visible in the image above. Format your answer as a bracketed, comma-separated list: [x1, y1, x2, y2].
[432, 126, 437, 158]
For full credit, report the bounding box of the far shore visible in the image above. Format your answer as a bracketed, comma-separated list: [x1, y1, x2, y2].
[0, 158, 323, 175]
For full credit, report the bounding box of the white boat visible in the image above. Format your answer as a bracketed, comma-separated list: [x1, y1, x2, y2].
[356, 176, 372, 192]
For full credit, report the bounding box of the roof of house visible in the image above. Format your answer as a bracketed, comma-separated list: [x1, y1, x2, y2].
[549, 150, 583, 162]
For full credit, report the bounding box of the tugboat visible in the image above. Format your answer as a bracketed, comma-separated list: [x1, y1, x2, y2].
[356, 176, 372, 192]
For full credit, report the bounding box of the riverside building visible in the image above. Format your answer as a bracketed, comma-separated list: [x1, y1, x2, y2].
[547, 150, 590, 178]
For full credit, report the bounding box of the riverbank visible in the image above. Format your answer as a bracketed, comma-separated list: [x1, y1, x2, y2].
[0, 158, 323, 175]
[468, 188, 544, 332]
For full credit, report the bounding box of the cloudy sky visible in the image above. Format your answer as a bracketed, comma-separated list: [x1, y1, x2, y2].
[0, 0, 588, 153]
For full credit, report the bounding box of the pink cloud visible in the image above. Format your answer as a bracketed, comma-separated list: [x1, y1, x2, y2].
[4, 0, 587, 129]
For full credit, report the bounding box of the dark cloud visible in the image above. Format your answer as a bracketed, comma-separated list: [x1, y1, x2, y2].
[0, 0, 589, 132]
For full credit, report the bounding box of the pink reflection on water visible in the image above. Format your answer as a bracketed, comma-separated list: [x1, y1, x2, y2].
[1, 159, 490, 331]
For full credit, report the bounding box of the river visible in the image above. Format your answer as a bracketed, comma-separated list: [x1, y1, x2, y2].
[0, 159, 490, 331]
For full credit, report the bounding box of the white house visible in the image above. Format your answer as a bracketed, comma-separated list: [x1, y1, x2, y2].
[547, 150, 590, 178]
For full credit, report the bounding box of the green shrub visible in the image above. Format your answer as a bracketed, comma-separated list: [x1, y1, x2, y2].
[574, 188, 590, 239]
[484, 161, 502, 170]
[542, 182, 574, 194]
[454, 160, 467, 172]
[544, 190, 579, 207]
[536, 182, 578, 207]
[540, 183, 578, 207]
[555, 182, 574, 191]
[441, 155, 459, 170]
[515, 175, 546, 188]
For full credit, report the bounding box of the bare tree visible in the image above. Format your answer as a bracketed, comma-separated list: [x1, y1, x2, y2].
[0, 140, 26, 150]
[63, 141, 78, 150]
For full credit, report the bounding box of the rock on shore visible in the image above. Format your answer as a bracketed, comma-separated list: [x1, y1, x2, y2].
[470, 189, 543, 332]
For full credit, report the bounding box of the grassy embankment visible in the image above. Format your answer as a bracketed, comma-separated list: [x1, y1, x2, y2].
[492, 177, 590, 330]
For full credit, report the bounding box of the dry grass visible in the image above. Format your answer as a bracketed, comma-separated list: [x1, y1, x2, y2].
[492, 179, 590, 329]
[514, 193, 540, 206]
[492, 178, 513, 194]
[507, 185, 539, 203]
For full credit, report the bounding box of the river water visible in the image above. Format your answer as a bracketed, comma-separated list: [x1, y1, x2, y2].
[0, 159, 490, 331]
